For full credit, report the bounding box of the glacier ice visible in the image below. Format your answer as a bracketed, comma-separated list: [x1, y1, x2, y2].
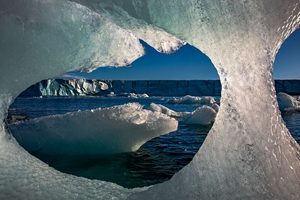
[9, 103, 178, 155]
[20, 78, 300, 97]
[0, 0, 300, 199]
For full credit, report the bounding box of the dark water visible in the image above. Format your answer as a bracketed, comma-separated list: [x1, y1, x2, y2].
[282, 112, 300, 143]
[7, 96, 300, 188]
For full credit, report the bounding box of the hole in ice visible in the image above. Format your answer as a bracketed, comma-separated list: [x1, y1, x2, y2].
[6, 43, 220, 188]
[273, 29, 300, 144]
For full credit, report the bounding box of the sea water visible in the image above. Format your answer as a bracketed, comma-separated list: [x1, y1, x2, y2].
[6, 96, 299, 188]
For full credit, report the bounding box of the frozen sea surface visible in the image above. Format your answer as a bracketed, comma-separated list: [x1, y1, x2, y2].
[7, 96, 299, 188]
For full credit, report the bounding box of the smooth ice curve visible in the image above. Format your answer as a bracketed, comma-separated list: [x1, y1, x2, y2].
[0, 0, 300, 199]
[9, 103, 178, 155]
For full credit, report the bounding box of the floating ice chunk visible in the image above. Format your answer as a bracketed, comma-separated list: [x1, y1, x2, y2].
[211, 103, 220, 113]
[106, 92, 117, 97]
[200, 96, 217, 104]
[9, 103, 178, 155]
[148, 103, 217, 125]
[183, 106, 217, 125]
[148, 103, 186, 118]
[112, 93, 149, 98]
[277, 92, 299, 111]
[167, 95, 215, 104]
[127, 93, 149, 98]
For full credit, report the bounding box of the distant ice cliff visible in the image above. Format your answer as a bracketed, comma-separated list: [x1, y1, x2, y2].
[19, 79, 300, 97]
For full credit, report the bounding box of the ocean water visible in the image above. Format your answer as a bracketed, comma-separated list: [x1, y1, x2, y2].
[6, 96, 300, 188]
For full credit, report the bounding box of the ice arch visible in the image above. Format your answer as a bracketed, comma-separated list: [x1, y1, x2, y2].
[0, 0, 300, 199]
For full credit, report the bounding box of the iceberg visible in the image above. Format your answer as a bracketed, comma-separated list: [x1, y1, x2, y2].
[148, 103, 187, 118]
[20, 79, 111, 96]
[277, 92, 299, 111]
[0, 0, 300, 199]
[148, 102, 217, 125]
[9, 103, 178, 155]
[183, 106, 217, 125]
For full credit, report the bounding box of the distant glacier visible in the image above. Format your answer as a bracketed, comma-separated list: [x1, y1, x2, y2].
[19, 79, 300, 97]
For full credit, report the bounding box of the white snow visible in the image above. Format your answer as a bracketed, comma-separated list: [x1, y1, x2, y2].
[9, 103, 178, 155]
[0, 0, 299, 199]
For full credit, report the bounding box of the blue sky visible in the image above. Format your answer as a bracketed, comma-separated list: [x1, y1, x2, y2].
[66, 29, 299, 80]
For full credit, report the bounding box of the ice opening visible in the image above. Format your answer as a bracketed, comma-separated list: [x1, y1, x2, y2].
[6, 43, 219, 188]
[274, 29, 300, 144]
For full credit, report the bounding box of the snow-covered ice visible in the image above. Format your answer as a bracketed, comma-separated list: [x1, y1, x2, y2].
[9, 103, 178, 155]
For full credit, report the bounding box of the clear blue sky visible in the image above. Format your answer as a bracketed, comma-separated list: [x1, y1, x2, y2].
[65, 29, 299, 80]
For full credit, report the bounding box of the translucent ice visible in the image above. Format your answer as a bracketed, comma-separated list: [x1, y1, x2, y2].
[9, 103, 177, 155]
[0, 0, 300, 199]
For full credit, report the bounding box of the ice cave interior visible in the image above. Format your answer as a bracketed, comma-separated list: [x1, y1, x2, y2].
[0, 0, 300, 199]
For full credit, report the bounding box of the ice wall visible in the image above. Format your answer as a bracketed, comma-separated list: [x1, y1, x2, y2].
[20, 79, 111, 96]
[20, 79, 300, 97]
[0, 0, 300, 199]
[20, 79, 222, 96]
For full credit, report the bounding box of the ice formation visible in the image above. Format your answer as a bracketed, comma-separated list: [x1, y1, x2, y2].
[9, 103, 178, 155]
[167, 95, 216, 104]
[277, 92, 299, 111]
[21, 78, 223, 97]
[183, 106, 217, 125]
[21, 78, 300, 97]
[0, 0, 300, 199]
[148, 103, 185, 118]
[148, 103, 217, 124]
